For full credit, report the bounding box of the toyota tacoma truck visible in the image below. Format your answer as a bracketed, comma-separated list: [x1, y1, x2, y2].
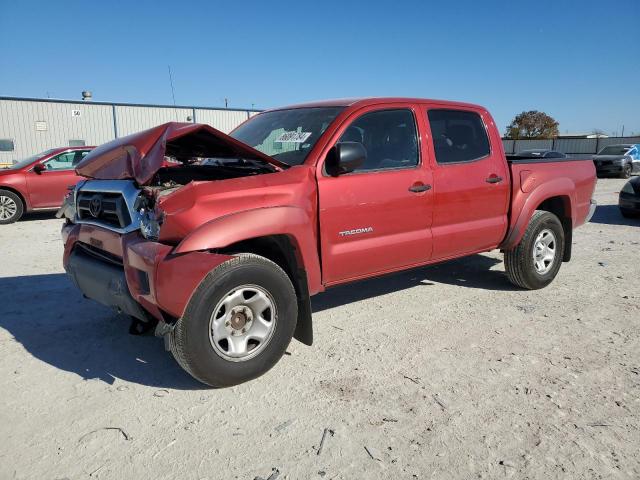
[59, 98, 597, 387]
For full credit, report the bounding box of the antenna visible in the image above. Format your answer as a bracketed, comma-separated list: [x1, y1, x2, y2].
[168, 65, 179, 121]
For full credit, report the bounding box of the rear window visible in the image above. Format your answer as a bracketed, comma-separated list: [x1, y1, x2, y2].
[427, 109, 490, 164]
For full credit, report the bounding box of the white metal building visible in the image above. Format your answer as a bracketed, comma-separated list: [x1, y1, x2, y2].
[0, 96, 260, 166]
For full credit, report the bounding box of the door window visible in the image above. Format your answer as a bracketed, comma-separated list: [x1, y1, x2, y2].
[339, 109, 419, 172]
[427, 109, 490, 164]
[42, 151, 88, 171]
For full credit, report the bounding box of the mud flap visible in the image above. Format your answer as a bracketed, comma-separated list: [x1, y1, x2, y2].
[293, 268, 313, 346]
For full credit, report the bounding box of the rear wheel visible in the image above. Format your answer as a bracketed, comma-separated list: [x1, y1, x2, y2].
[505, 210, 565, 290]
[0, 190, 24, 224]
[621, 163, 632, 179]
[169, 253, 297, 387]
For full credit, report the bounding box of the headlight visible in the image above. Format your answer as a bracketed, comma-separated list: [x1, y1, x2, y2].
[621, 182, 635, 194]
[136, 193, 163, 241]
[55, 187, 77, 221]
[139, 208, 162, 241]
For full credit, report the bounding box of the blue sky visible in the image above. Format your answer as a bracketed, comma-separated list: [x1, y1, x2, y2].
[1, 0, 639, 135]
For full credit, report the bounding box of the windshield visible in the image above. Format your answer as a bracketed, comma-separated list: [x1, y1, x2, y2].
[230, 107, 344, 166]
[6, 149, 57, 169]
[597, 145, 631, 156]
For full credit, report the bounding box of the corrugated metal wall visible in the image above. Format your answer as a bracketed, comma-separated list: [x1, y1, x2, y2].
[0, 97, 260, 165]
[114, 105, 193, 137]
[0, 99, 114, 163]
[502, 136, 640, 158]
[195, 109, 250, 133]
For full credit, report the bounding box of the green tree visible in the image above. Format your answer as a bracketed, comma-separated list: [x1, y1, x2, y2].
[505, 111, 559, 139]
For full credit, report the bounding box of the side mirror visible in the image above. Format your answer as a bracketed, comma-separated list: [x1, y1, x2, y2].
[33, 164, 46, 174]
[325, 141, 366, 177]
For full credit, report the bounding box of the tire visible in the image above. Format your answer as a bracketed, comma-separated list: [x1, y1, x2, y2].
[169, 253, 297, 387]
[0, 189, 24, 224]
[504, 210, 565, 290]
[621, 163, 632, 179]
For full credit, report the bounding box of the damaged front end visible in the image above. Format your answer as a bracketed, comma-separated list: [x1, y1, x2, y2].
[61, 122, 287, 328]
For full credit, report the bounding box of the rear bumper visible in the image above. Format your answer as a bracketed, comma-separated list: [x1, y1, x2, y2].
[62, 223, 233, 322]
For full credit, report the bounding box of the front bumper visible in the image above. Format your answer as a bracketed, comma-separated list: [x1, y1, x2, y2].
[595, 163, 625, 175]
[585, 199, 597, 223]
[619, 192, 640, 212]
[62, 223, 233, 322]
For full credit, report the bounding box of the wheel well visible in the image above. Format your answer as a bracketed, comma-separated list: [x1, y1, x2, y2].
[0, 186, 27, 210]
[536, 196, 572, 262]
[217, 235, 313, 346]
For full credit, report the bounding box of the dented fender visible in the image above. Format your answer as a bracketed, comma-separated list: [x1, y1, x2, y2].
[173, 206, 323, 294]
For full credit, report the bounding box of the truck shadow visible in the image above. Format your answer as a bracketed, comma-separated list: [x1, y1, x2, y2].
[0, 273, 202, 390]
[312, 253, 512, 312]
[0, 254, 508, 388]
[589, 204, 640, 226]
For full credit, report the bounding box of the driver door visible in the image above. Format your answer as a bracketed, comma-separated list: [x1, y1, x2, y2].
[317, 106, 433, 285]
[26, 150, 88, 208]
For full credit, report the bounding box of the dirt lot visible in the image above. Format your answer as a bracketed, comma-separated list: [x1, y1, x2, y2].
[0, 178, 638, 480]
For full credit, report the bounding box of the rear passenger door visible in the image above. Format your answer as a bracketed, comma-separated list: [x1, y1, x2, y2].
[423, 107, 509, 259]
[317, 105, 433, 285]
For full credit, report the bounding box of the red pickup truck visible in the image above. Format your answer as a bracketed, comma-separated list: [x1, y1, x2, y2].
[0, 146, 93, 223]
[59, 98, 596, 387]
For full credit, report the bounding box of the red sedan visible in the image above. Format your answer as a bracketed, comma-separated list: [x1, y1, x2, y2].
[0, 146, 93, 224]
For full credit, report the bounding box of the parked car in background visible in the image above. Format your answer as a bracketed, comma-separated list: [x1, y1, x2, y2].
[593, 144, 640, 179]
[515, 149, 566, 159]
[0, 146, 93, 224]
[60, 98, 596, 387]
[619, 176, 640, 218]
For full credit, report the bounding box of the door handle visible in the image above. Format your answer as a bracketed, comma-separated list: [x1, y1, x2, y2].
[409, 183, 432, 193]
[485, 175, 503, 184]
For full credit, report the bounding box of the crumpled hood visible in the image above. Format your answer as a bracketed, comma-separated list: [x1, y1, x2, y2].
[75, 122, 287, 185]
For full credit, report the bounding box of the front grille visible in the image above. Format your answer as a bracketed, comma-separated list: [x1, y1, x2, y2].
[77, 191, 132, 229]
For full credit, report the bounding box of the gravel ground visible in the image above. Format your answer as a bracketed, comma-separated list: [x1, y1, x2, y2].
[0, 178, 638, 480]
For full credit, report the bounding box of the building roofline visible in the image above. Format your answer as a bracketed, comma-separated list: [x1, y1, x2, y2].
[0, 95, 261, 113]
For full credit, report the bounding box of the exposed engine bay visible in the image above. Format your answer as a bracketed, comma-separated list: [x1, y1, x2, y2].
[145, 158, 277, 194]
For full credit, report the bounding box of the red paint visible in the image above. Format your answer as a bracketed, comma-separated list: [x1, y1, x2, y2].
[0, 147, 93, 210]
[62, 98, 596, 324]
[75, 122, 287, 184]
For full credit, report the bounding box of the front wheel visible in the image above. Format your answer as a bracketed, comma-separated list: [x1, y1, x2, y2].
[0, 190, 24, 224]
[169, 253, 297, 387]
[504, 210, 565, 290]
[621, 163, 632, 179]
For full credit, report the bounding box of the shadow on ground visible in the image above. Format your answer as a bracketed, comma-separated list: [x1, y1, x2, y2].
[312, 253, 511, 312]
[20, 211, 58, 222]
[0, 254, 509, 387]
[0, 273, 201, 390]
[590, 204, 640, 227]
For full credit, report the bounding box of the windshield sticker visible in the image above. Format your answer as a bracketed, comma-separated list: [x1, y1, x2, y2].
[275, 131, 312, 143]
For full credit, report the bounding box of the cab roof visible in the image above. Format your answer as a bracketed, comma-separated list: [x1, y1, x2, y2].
[266, 97, 486, 112]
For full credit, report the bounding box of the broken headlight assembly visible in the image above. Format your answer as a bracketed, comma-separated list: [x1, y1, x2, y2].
[136, 194, 163, 241]
[55, 185, 78, 222]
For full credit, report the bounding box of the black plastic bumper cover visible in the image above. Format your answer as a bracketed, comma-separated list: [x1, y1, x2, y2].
[66, 248, 148, 321]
